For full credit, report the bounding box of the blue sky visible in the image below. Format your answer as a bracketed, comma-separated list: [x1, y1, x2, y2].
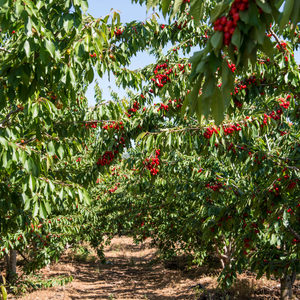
[85, 0, 300, 106]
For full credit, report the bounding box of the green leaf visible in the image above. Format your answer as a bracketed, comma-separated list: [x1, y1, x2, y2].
[47, 141, 55, 156]
[0, 137, 8, 150]
[57, 145, 64, 159]
[136, 132, 147, 142]
[146, 135, 154, 150]
[278, 0, 294, 33]
[263, 37, 274, 59]
[29, 175, 35, 191]
[33, 201, 39, 217]
[45, 39, 55, 57]
[256, 0, 272, 13]
[83, 189, 91, 205]
[1, 285, 7, 300]
[290, 0, 300, 28]
[24, 40, 31, 58]
[39, 202, 47, 219]
[210, 0, 230, 24]
[161, 0, 172, 18]
[190, 0, 204, 25]
[81, 0, 88, 13]
[211, 31, 224, 52]
[171, 0, 184, 19]
[44, 201, 51, 214]
[211, 87, 224, 125]
[232, 27, 241, 48]
[209, 52, 222, 73]
[203, 76, 216, 98]
[87, 67, 94, 83]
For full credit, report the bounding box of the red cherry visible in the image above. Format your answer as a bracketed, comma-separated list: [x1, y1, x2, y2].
[242, 0, 248, 2]
[214, 19, 220, 26]
[233, 13, 240, 21]
[239, 3, 246, 10]
[220, 16, 227, 25]
[217, 24, 224, 31]
[226, 20, 234, 28]
[224, 32, 231, 40]
[12, 30, 15, 34]
[233, 20, 238, 26]
[223, 26, 229, 32]
[229, 7, 238, 16]
[229, 27, 236, 35]
[224, 39, 230, 45]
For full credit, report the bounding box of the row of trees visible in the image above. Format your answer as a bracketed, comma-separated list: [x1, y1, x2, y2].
[0, 0, 300, 299]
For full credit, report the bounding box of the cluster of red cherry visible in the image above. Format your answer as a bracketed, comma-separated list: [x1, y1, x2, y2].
[155, 103, 169, 112]
[223, 123, 242, 135]
[144, 150, 161, 176]
[268, 109, 283, 121]
[287, 181, 297, 189]
[244, 237, 252, 249]
[109, 183, 121, 193]
[279, 96, 291, 109]
[127, 101, 140, 116]
[96, 151, 116, 166]
[114, 28, 124, 37]
[253, 154, 267, 165]
[234, 99, 243, 107]
[205, 182, 223, 192]
[102, 121, 124, 130]
[228, 142, 236, 153]
[85, 122, 97, 129]
[203, 127, 219, 139]
[168, 98, 183, 108]
[276, 41, 288, 51]
[174, 20, 188, 30]
[214, 0, 255, 46]
[89, 53, 97, 58]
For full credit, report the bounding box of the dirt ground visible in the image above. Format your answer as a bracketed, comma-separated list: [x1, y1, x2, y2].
[6, 236, 300, 299]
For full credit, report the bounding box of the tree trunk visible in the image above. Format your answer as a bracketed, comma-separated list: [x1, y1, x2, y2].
[5, 249, 17, 282]
[280, 271, 296, 300]
[9, 249, 17, 275]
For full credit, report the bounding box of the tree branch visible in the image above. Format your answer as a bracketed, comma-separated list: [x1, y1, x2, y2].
[0, 47, 11, 53]
[269, 28, 285, 53]
[287, 226, 300, 242]
[0, 108, 21, 127]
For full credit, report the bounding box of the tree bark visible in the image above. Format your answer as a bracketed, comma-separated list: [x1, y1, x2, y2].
[280, 271, 296, 300]
[9, 249, 17, 275]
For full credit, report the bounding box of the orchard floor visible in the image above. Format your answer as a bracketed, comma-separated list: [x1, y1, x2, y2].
[11, 236, 300, 300]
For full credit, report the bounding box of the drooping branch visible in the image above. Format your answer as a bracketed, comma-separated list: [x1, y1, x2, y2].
[287, 226, 300, 242]
[0, 108, 21, 127]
